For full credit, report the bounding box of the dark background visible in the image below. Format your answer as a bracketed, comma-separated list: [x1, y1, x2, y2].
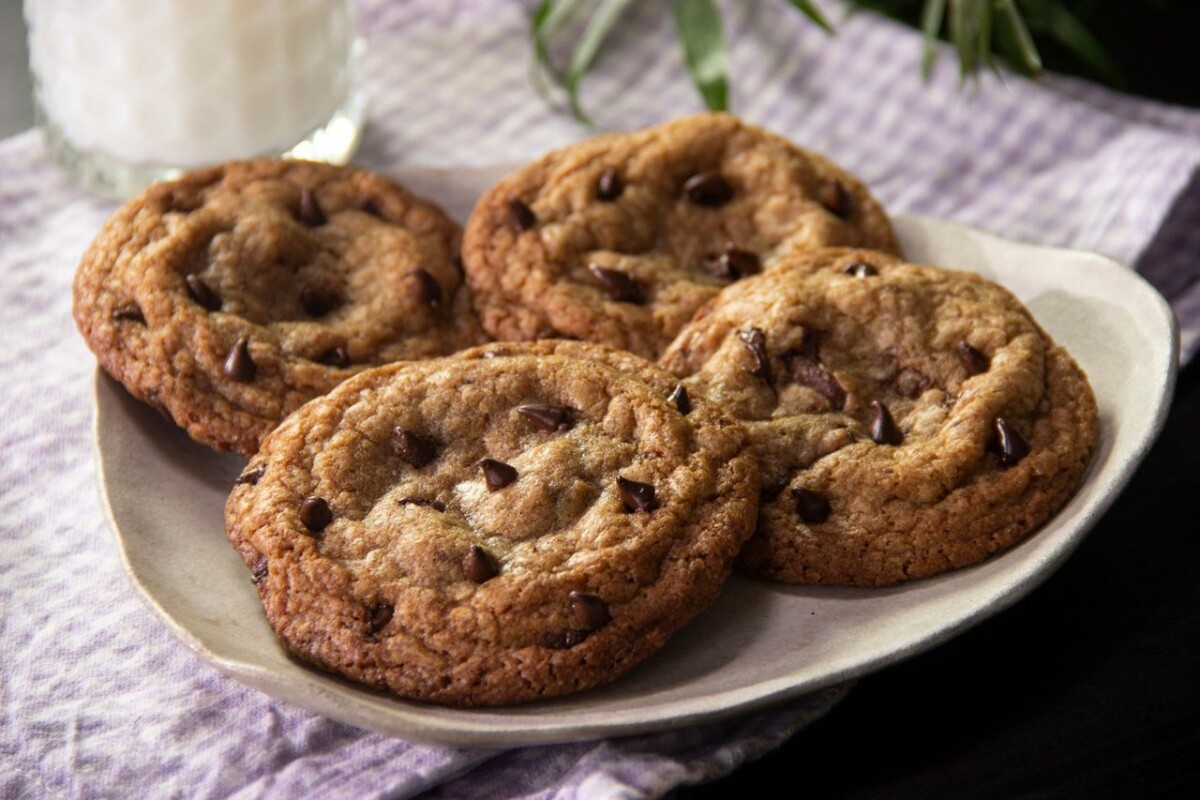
[684, 3, 1200, 797]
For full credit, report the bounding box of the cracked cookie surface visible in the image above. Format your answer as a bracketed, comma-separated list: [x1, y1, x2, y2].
[73, 159, 485, 456]
[462, 113, 900, 359]
[225, 349, 758, 706]
[659, 248, 1099, 586]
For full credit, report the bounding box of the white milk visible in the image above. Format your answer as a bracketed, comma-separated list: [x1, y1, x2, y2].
[25, 0, 362, 193]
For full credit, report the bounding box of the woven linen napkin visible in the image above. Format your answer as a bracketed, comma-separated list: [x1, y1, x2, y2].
[3, 1, 1198, 798]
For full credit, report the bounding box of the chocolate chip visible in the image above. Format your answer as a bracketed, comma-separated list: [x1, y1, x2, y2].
[870, 401, 903, 446]
[223, 337, 256, 382]
[683, 171, 733, 207]
[235, 465, 265, 486]
[408, 268, 443, 309]
[597, 167, 623, 201]
[393, 429, 438, 468]
[960, 341, 990, 376]
[617, 476, 658, 513]
[250, 556, 268, 585]
[517, 404, 574, 432]
[507, 197, 536, 231]
[704, 246, 761, 280]
[298, 188, 326, 227]
[843, 261, 877, 278]
[787, 352, 847, 410]
[112, 303, 145, 323]
[185, 274, 221, 311]
[481, 458, 518, 491]
[587, 264, 644, 304]
[397, 496, 446, 512]
[761, 478, 789, 501]
[367, 604, 393, 634]
[738, 328, 772, 384]
[992, 417, 1030, 467]
[361, 198, 382, 217]
[299, 284, 341, 317]
[570, 591, 611, 629]
[818, 179, 854, 218]
[668, 384, 692, 415]
[319, 346, 351, 368]
[543, 629, 590, 649]
[792, 488, 831, 523]
[462, 545, 498, 583]
[299, 496, 331, 533]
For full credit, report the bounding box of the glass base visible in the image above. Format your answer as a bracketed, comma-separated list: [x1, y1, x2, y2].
[37, 89, 366, 201]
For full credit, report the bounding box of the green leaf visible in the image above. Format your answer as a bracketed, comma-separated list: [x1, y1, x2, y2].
[785, 0, 835, 35]
[995, 0, 1042, 77]
[921, 0, 947, 79]
[532, 0, 589, 84]
[564, 0, 636, 125]
[948, 0, 988, 77]
[1038, 1, 1125, 87]
[672, 0, 731, 112]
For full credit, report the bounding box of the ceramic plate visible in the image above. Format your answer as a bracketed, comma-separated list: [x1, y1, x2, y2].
[94, 165, 1178, 746]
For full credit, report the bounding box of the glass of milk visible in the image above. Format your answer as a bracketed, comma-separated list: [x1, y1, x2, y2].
[24, 0, 365, 198]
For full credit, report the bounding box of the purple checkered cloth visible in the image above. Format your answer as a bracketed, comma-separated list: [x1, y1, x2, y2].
[2, 1, 1197, 797]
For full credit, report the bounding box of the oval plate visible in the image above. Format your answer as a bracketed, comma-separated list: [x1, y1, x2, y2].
[94, 165, 1178, 746]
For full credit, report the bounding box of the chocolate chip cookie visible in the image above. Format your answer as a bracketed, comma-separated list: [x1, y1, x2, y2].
[225, 350, 759, 706]
[73, 159, 486, 457]
[462, 113, 900, 359]
[659, 248, 1099, 587]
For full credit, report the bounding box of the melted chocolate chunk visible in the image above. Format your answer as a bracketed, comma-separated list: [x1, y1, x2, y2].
[617, 476, 658, 513]
[462, 545, 498, 583]
[235, 465, 265, 486]
[668, 384, 692, 415]
[319, 346, 351, 368]
[406, 268, 442, 309]
[250, 556, 268, 585]
[397, 497, 446, 512]
[481, 458, 518, 490]
[223, 337, 256, 382]
[112, 303, 145, 323]
[787, 352, 847, 410]
[792, 488, 832, 523]
[738, 328, 773, 384]
[299, 284, 341, 317]
[299, 496, 332, 533]
[817, 179, 854, 218]
[507, 197, 537, 231]
[393, 429, 439, 468]
[297, 188, 327, 227]
[704, 246, 760, 280]
[361, 198, 382, 217]
[843, 261, 878, 278]
[517, 404, 574, 432]
[185, 274, 221, 311]
[596, 167, 623, 201]
[870, 401, 903, 446]
[587, 264, 644, 304]
[960, 341, 990, 376]
[570, 591, 611, 629]
[683, 171, 733, 207]
[992, 417, 1030, 467]
[367, 604, 393, 635]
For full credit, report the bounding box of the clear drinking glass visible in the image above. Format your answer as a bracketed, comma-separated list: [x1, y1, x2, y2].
[24, 0, 365, 199]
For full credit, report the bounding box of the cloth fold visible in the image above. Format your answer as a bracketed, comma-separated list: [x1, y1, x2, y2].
[3, 1, 1198, 798]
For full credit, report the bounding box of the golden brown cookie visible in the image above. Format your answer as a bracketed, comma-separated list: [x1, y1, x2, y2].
[659, 248, 1099, 587]
[462, 113, 900, 359]
[73, 159, 486, 457]
[225, 349, 759, 706]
